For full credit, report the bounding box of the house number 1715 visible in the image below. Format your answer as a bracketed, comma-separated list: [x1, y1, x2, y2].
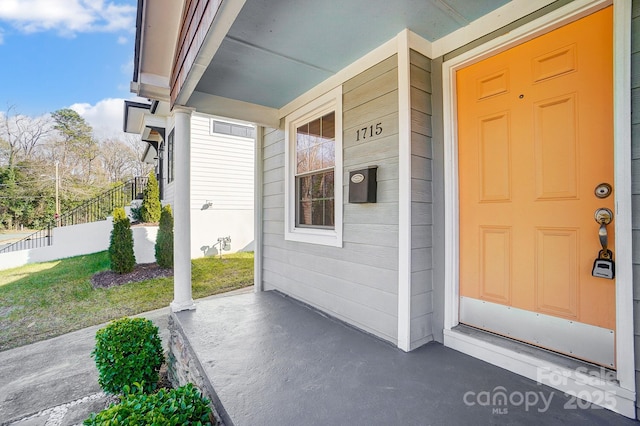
[356, 123, 382, 141]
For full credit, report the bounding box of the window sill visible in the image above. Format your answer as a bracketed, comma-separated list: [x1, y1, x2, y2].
[284, 227, 342, 247]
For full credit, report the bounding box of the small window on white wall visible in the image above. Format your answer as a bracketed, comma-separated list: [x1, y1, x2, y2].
[285, 87, 343, 247]
[167, 129, 175, 183]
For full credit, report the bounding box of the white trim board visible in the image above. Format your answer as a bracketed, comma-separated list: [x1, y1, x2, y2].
[397, 30, 412, 352]
[441, 0, 635, 418]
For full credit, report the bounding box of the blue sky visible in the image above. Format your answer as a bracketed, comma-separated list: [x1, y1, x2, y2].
[0, 0, 139, 137]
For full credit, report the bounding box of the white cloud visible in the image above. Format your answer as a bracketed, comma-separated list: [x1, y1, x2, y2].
[0, 0, 136, 36]
[70, 97, 135, 140]
[117, 35, 127, 44]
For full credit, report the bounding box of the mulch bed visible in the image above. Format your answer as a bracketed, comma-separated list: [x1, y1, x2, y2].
[91, 263, 173, 289]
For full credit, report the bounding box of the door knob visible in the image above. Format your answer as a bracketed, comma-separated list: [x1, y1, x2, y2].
[594, 208, 613, 225]
[594, 208, 613, 255]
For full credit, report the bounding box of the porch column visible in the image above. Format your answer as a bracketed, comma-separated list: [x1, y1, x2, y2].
[170, 106, 196, 312]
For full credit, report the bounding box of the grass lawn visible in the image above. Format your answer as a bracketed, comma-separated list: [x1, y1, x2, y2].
[0, 251, 254, 351]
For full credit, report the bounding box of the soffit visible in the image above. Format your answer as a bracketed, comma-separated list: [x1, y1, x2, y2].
[192, 0, 511, 109]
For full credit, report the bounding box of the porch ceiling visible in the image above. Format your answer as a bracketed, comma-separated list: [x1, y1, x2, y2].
[191, 0, 511, 110]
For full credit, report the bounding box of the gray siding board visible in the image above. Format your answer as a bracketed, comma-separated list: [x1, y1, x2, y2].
[343, 55, 398, 93]
[410, 49, 431, 72]
[412, 270, 433, 295]
[410, 314, 433, 347]
[412, 131, 432, 159]
[344, 91, 398, 127]
[633, 123, 640, 159]
[409, 50, 434, 350]
[411, 156, 432, 180]
[411, 248, 433, 272]
[344, 112, 399, 147]
[411, 87, 432, 115]
[261, 256, 398, 315]
[632, 2, 640, 415]
[343, 69, 398, 111]
[263, 181, 284, 197]
[263, 207, 283, 221]
[412, 110, 433, 137]
[344, 203, 399, 224]
[411, 225, 432, 249]
[412, 179, 432, 203]
[262, 269, 398, 342]
[263, 168, 283, 184]
[343, 223, 399, 247]
[262, 254, 397, 301]
[261, 55, 402, 342]
[411, 64, 432, 93]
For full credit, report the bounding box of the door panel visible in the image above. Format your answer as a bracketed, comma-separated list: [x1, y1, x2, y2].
[457, 7, 614, 366]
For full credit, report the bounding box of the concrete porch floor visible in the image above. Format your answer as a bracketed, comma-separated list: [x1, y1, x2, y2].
[170, 291, 636, 425]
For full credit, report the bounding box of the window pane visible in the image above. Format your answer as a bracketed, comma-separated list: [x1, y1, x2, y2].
[298, 175, 312, 201]
[299, 200, 312, 225]
[293, 110, 336, 229]
[311, 173, 324, 199]
[321, 113, 335, 140]
[323, 170, 334, 198]
[321, 140, 335, 168]
[296, 123, 311, 150]
[309, 144, 323, 171]
[324, 199, 335, 227]
[312, 200, 324, 225]
[297, 149, 309, 174]
[308, 118, 321, 139]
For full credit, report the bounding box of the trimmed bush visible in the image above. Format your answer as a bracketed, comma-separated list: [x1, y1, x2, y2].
[91, 317, 164, 395]
[155, 204, 174, 268]
[140, 171, 161, 223]
[109, 207, 135, 274]
[84, 383, 213, 426]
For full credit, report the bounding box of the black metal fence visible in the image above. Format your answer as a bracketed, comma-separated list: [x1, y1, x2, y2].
[0, 177, 148, 254]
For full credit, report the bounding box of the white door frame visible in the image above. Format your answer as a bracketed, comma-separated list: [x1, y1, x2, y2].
[441, 0, 636, 417]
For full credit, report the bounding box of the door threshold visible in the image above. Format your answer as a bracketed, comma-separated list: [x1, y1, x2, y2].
[444, 325, 636, 419]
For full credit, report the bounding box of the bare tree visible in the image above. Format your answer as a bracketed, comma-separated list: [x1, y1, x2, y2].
[124, 133, 154, 178]
[0, 106, 52, 168]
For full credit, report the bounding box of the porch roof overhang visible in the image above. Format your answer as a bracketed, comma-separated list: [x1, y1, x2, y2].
[152, 0, 560, 127]
[130, 0, 186, 102]
[123, 99, 169, 163]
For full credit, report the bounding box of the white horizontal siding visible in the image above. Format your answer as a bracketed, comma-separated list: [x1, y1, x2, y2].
[190, 114, 255, 211]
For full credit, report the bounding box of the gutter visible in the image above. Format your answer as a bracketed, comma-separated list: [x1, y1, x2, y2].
[132, 0, 144, 83]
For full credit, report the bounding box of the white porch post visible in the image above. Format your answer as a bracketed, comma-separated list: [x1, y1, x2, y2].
[170, 106, 196, 312]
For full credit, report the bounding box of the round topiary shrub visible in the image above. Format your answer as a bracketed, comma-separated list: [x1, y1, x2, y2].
[84, 383, 213, 426]
[155, 204, 174, 269]
[109, 207, 135, 274]
[91, 317, 164, 395]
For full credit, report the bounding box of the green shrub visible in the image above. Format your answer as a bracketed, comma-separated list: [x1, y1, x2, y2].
[84, 383, 213, 426]
[140, 172, 161, 223]
[91, 317, 164, 395]
[109, 207, 136, 274]
[129, 204, 142, 223]
[155, 204, 174, 268]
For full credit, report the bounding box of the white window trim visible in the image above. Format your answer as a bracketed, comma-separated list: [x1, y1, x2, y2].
[284, 86, 343, 247]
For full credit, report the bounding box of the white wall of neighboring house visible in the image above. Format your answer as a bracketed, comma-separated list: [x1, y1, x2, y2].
[161, 113, 255, 258]
[0, 219, 158, 271]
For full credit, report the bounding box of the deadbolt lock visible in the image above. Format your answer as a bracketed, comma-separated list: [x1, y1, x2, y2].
[594, 183, 612, 199]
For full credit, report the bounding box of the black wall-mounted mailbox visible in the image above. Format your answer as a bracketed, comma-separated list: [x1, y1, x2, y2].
[349, 166, 377, 203]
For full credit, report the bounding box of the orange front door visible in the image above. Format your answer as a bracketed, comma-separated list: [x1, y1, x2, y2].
[457, 7, 615, 367]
